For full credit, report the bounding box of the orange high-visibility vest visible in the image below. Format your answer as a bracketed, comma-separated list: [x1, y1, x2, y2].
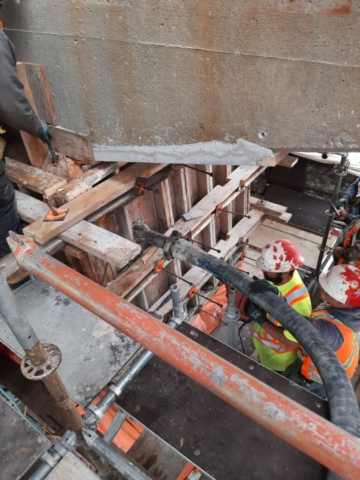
[253, 281, 310, 354]
[338, 222, 360, 269]
[300, 308, 359, 383]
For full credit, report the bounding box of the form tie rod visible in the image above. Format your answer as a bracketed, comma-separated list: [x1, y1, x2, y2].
[181, 164, 213, 177]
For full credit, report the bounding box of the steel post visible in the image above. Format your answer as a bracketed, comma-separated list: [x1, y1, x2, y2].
[83, 430, 154, 480]
[86, 317, 180, 425]
[224, 287, 239, 348]
[315, 153, 349, 277]
[170, 284, 186, 321]
[8, 235, 360, 480]
[0, 270, 85, 435]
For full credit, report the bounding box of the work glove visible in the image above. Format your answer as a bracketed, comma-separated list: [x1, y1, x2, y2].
[39, 120, 52, 144]
[245, 301, 268, 325]
[335, 195, 350, 209]
[249, 276, 279, 296]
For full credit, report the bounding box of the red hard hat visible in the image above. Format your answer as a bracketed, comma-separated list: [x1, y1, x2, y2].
[319, 265, 360, 307]
[256, 239, 305, 273]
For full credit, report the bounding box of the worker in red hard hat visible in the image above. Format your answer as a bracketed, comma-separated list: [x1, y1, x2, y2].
[246, 239, 312, 372]
[287, 264, 360, 399]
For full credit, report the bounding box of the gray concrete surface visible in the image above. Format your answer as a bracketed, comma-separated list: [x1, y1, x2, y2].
[1, 1, 360, 151]
[0, 279, 139, 406]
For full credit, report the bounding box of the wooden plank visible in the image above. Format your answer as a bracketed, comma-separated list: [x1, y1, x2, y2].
[261, 217, 323, 244]
[213, 165, 231, 187]
[107, 247, 164, 298]
[47, 452, 100, 480]
[17, 62, 57, 125]
[62, 222, 141, 268]
[19, 131, 48, 169]
[270, 211, 292, 224]
[226, 209, 266, 245]
[169, 167, 189, 220]
[196, 165, 213, 197]
[15, 191, 141, 268]
[240, 166, 267, 188]
[153, 179, 174, 233]
[5, 157, 66, 197]
[278, 155, 298, 168]
[128, 429, 187, 480]
[250, 196, 287, 216]
[260, 151, 289, 167]
[226, 165, 260, 182]
[48, 126, 95, 164]
[248, 221, 324, 270]
[23, 163, 167, 244]
[16, 63, 49, 168]
[176, 165, 256, 237]
[235, 186, 250, 217]
[56, 162, 123, 203]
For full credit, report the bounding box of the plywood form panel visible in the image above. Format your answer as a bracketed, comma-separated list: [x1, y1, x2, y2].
[4, 1, 360, 149]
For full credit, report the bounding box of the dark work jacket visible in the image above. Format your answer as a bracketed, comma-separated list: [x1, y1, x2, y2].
[0, 29, 43, 137]
[343, 177, 360, 221]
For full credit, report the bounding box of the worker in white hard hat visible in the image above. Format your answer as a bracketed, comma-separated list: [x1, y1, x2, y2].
[246, 239, 312, 372]
[287, 264, 360, 398]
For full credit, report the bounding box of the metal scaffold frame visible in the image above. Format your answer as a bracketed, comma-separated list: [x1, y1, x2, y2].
[7, 234, 360, 480]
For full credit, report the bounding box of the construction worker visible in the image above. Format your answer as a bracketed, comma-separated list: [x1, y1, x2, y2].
[335, 177, 360, 223]
[0, 26, 51, 258]
[287, 265, 360, 398]
[247, 239, 312, 372]
[333, 215, 360, 268]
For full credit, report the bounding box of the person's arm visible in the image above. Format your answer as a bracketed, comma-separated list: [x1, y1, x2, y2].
[262, 320, 299, 348]
[343, 178, 360, 203]
[0, 31, 44, 137]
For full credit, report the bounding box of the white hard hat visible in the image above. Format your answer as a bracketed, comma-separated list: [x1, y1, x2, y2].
[256, 239, 305, 273]
[319, 264, 360, 307]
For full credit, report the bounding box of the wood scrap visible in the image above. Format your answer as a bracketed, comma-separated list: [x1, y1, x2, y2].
[48, 126, 95, 164]
[278, 155, 299, 168]
[42, 153, 83, 182]
[250, 196, 287, 216]
[56, 162, 124, 203]
[5, 157, 66, 197]
[16, 63, 50, 168]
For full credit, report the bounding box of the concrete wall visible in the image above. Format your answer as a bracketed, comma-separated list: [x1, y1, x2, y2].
[1, 1, 360, 150]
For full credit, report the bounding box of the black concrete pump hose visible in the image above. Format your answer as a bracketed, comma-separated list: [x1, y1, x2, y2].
[133, 220, 360, 479]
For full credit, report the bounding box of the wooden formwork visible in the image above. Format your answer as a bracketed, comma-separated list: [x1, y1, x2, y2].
[1, 62, 292, 315]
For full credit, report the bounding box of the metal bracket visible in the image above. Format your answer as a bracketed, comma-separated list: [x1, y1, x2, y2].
[163, 230, 182, 260]
[333, 162, 350, 177]
[325, 209, 335, 218]
[134, 177, 150, 195]
[317, 244, 332, 253]
[21, 343, 61, 380]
